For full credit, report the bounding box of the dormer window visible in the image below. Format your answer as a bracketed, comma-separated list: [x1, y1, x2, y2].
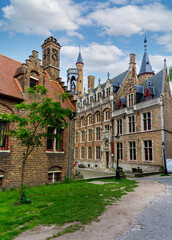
[106, 87, 110, 97]
[118, 99, 123, 109]
[128, 94, 134, 107]
[97, 92, 101, 101]
[144, 88, 152, 101]
[30, 78, 38, 89]
[90, 96, 94, 103]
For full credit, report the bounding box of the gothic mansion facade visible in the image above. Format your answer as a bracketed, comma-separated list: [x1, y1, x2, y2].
[74, 41, 172, 173]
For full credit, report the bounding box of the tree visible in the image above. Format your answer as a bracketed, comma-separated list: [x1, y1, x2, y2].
[0, 85, 72, 205]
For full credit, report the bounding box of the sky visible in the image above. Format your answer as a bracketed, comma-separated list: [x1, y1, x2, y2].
[1, 0, 172, 89]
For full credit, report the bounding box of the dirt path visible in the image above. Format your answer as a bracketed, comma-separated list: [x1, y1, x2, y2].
[14, 179, 165, 240]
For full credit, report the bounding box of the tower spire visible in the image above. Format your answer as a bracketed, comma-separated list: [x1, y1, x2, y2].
[144, 35, 147, 52]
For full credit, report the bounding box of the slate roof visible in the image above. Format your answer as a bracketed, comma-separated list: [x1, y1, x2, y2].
[139, 51, 154, 75]
[0, 54, 23, 100]
[94, 70, 129, 92]
[136, 69, 164, 103]
[76, 52, 84, 65]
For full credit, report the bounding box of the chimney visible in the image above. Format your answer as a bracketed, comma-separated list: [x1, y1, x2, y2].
[88, 75, 95, 93]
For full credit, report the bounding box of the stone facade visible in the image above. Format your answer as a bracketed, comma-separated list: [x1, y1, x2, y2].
[74, 44, 172, 173]
[0, 37, 75, 189]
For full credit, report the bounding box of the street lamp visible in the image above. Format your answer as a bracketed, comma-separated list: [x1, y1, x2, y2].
[115, 134, 120, 180]
[162, 142, 168, 175]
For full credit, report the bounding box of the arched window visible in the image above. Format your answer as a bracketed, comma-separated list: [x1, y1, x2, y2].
[87, 115, 92, 125]
[95, 112, 100, 123]
[0, 170, 4, 188]
[48, 167, 62, 183]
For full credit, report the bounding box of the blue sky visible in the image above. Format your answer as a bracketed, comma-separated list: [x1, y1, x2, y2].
[1, 0, 172, 89]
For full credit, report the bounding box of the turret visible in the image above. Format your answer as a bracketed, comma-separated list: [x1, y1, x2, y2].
[76, 50, 84, 96]
[138, 36, 154, 83]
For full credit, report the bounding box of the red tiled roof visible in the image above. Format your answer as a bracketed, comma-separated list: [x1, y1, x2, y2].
[44, 71, 75, 111]
[0, 54, 23, 99]
[0, 53, 75, 111]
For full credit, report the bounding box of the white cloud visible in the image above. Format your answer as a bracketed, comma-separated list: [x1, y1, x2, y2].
[60, 42, 130, 88]
[156, 33, 172, 52]
[1, 0, 82, 36]
[88, 3, 172, 37]
[149, 55, 172, 72]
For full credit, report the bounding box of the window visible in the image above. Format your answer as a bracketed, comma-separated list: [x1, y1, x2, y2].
[83, 99, 87, 105]
[75, 132, 79, 143]
[129, 116, 135, 133]
[88, 147, 92, 159]
[88, 115, 92, 125]
[128, 94, 134, 107]
[81, 147, 85, 159]
[47, 127, 63, 152]
[143, 112, 151, 131]
[98, 92, 101, 101]
[104, 110, 110, 121]
[143, 140, 153, 161]
[75, 147, 78, 159]
[81, 130, 85, 142]
[88, 129, 92, 142]
[0, 121, 9, 150]
[106, 87, 110, 97]
[113, 101, 116, 111]
[30, 78, 38, 89]
[129, 142, 136, 160]
[145, 88, 152, 101]
[117, 119, 122, 135]
[75, 119, 79, 128]
[90, 96, 94, 103]
[81, 117, 85, 127]
[48, 171, 61, 183]
[117, 142, 123, 160]
[96, 127, 100, 141]
[95, 112, 100, 123]
[0, 171, 4, 188]
[105, 125, 110, 131]
[96, 146, 100, 159]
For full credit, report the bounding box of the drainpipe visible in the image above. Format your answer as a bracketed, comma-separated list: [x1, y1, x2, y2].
[68, 113, 75, 179]
[111, 118, 114, 168]
[162, 103, 168, 174]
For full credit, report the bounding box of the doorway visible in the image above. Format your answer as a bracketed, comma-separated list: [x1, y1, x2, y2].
[106, 152, 109, 168]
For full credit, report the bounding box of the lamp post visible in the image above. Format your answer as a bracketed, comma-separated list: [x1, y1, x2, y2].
[115, 134, 120, 180]
[162, 141, 168, 175]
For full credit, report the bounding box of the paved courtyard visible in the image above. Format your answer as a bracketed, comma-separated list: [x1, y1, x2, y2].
[117, 176, 172, 240]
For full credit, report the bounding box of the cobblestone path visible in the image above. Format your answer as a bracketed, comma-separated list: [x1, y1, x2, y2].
[117, 177, 172, 240]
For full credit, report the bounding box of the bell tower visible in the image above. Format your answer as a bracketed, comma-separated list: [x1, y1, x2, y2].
[76, 50, 84, 96]
[41, 36, 61, 80]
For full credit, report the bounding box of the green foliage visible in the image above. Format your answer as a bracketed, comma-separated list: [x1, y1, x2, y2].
[20, 191, 32, 204]
[0, 85, 73, 205]
[166, 66, 172, 82]
[0, 85, 72, 150]
[0, 179, 138, 240]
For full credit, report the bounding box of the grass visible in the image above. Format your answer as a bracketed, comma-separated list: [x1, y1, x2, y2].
[0, 178, 138, 240]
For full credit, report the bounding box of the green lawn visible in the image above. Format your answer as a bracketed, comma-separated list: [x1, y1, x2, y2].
[0, 179, 138, 240]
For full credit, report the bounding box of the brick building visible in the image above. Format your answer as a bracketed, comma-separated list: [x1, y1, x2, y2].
[0, 36, 75, 189]
[74, 38, 172, 173]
